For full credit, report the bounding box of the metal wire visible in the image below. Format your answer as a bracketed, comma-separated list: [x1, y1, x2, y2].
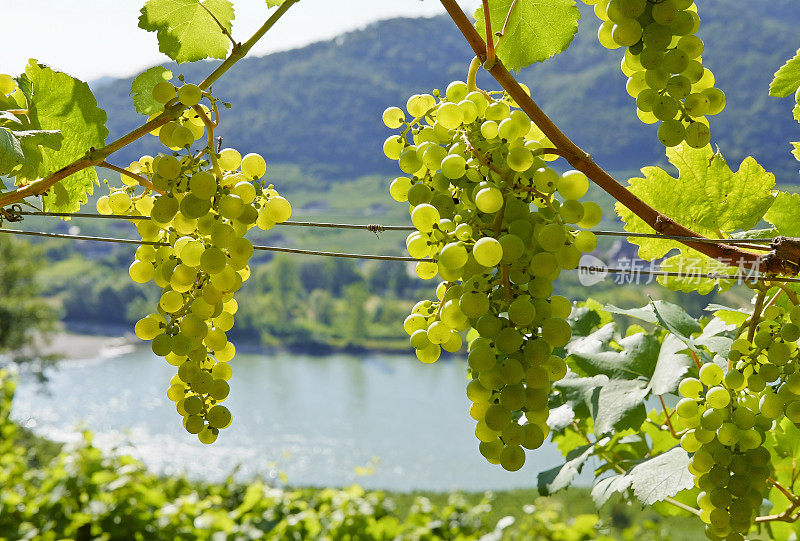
[17, 211, 414, 232]
[0, 228, 430, 262]
[3, 226, 800, 282]
[12, 211, 781, 246]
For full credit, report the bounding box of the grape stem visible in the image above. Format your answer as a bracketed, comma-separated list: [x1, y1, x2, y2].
[193, 105, 224, 181]
[437, 0, 789, 275]
[98, 161, 162, 194]
[658, 395, 678, 437]
[466, 57, 482, 92]
[0, 0, 298, 209]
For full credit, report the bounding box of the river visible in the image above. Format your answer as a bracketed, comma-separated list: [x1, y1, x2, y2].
[10, 344, 577, 491]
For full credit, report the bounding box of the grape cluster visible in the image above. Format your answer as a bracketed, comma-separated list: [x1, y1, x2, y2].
[384, 82, 602, 471]
[674, 304, 800, 539]
[98, 81, 293, 443]
[584, 0, 726, 148]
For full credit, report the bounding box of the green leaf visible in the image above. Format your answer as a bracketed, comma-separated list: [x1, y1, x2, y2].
[567, 326, 661, 381]
[537, 443, 595, 495]
[646, 334, 693, 396]
[139, 0, 235, 63]
[765, 191, 800, 237]
[24, 61, 107, 213]
[593, 379, 648, 435]
[591, 473, 632, 506]
[266, 0, 288, 5]
[130, 66, 174, 116]
[606, 300, 701, 337]
[616, 143, 775, 260]
[473, 0, 580, 71]
[0, 128, 63, 176]
[794, 104, 800, 123]
[791, 142, 800, 163]
[770, 49, 800, 97]
[629, 447, 694, 505]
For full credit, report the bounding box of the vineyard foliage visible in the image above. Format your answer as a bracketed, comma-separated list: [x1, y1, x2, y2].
[2, 0, 800, 539]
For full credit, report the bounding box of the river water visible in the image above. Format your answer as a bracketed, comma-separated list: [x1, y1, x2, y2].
[11, 345, 573, 491]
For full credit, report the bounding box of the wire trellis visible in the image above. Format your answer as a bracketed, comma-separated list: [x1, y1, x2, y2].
[2, 225, 799, 283]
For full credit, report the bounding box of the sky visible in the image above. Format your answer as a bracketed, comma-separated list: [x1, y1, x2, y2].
[0, 0, 481, 82]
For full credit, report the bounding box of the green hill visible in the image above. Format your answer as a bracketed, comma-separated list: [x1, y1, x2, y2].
[93, 1, 800, 183]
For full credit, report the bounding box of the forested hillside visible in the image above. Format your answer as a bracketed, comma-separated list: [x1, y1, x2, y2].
[93, 1, 800, 182]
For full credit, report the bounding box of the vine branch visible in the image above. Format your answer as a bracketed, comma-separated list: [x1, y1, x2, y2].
[99, 161, 162, 194]
[437, 0, 788, 275]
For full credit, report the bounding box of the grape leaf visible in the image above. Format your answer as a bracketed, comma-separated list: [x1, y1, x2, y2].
[23, 61, 107, 213]
[765, 191, 800, 237]
[567, 326, 661, 381]
[616, 143, 775, 260]
[473, 0, 580, 71]
[537, 443, 595, 495]
[794, 105, 800, 124]
[139, 0, 235, 63]
[792, 142, 800, 163]
[0, 128, 62, 176]
[593, 379, 648, 435]
[619, 447, 694, 505]
[770, 48, 800, 98]
[130, 66, 174, 116]
[646, 334, 693, 396]
[592, 473, 632, 506]
[266, 0, 288, 5]
[605, 300, 701, 337]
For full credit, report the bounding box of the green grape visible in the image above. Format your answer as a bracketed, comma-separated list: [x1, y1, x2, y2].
[499, 444, 525, 471]
[577, 201, 603, 229]
[699, 363, 724, 386]
[241, 153, 267, 179]
[557, 170, 589, 200]
[129, 260, 154, 283]
[177, 84, 202, 106]
[382, 106, 406, 128]
[702, 88, 726, 115]
[685, 122, 711, 148]
[475, 187, 503, 213]
[658, 119, 686, 147]
[541, 318, 572, 348]
[215, 148, 240, 171]
[472, 237, 503, 267]
[537, 223, 567, 252]
[706, 387, 731, 409]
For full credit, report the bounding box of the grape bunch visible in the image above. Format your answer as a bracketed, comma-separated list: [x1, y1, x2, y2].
[98, 80, 293, 443]
[583, 0, 726, 148]
[383, 82, 602, 471]
[674, 304, 800, 539]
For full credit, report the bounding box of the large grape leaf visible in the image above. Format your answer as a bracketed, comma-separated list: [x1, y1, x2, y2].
[765, 191, 800, 237]
[266, 0, 289, 6]
[616, 143, 775, 261]
[139, 0, 235, 63]
[770, 49, 800, 98]
[23, 61, 107, 213]
[474, 0, 580, 71]
[130, 66, 173, 116]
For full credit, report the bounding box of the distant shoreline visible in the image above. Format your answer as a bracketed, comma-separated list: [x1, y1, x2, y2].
[48, 323, 442, 360]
